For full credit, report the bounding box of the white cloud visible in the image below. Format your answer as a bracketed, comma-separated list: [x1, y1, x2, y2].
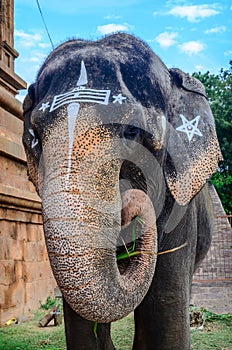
[195, 65, 204, 71]
[24, 51, 47, 63]
[178, 41, 205, 55]
[104, 15, 122, 20]
[224, 50, 232, 57]
[38, 42, 51, 49]
[155, 32, 178, 48]
[14, 29, 43, 47]
[169, 5, 220, 22]
[96, 23, 131, 35]
[204, 26, 226, 34]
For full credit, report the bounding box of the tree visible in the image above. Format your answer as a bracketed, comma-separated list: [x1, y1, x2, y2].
[193, 61, 232, 214]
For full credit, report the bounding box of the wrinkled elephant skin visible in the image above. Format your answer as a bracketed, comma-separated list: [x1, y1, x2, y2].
[23, 33, 222, 350]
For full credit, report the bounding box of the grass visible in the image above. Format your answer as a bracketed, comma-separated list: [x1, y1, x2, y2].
[0, 309, 231, 349]
[191, 319, 232, 349]
[111, 314, 134, 349]
[191, 308, 232, 350]
[0, 311, 66, 350]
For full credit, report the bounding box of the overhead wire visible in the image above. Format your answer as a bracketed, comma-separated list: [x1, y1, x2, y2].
[35, 0, 54, 49]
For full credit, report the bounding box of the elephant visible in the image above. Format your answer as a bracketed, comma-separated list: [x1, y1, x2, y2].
[22, 33, 222, 349]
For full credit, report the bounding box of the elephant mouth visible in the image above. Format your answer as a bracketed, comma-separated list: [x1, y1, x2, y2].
[116, 189, 154, 274]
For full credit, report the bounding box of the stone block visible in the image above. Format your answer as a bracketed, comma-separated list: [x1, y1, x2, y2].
[191, 285, 209, 294]
[9, 280, 24, 309]
[0, 108, 23, 139]
[1, 279, 24, 310]
[10, 238, 24, 261]
[23, 241, 38, 262]
[35, 278, 55, 306]
[24, 282, 36, 312]
[0, 261, 16, 285]
[1, 237, 20, 261]
[16, 222, 27, 242]
[15, 261, 23, 279]
[209, 286, 226, 294]
[0, 220, 7, 238]
[8, 221, 17, 240]
[31, 213, 43, 225]
[0, 236, 5, 260]
[26, 223, 39, 242]
[0, 263, 5, 286]
[22, 262, 37, 283]
[37, 242, 49, 262]
[0, 284, 7, 308]
[36, 261, 53, 280]
[38, 226, 45, 242]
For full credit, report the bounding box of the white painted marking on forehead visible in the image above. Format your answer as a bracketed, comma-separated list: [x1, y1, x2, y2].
[29, 128, 39, 148]
[50, 88, 111, 112]
[77, 60, 88, 87]
[39, 60, 127, 114]
[161, 115, 166, 133]
[113, 93, 127, 104]
[39, 102, 50, 112]
[66, 102, 80, 189]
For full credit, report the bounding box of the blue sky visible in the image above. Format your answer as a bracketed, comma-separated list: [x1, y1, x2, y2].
[14, 0, 232, 100]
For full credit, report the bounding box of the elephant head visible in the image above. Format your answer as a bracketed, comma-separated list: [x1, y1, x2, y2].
[23, 33, 222, 323]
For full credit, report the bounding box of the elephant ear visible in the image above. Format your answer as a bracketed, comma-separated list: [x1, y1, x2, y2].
[23, 83, 43, 194]
[169, 68, 207, 97]
[164, 68, 223, 206]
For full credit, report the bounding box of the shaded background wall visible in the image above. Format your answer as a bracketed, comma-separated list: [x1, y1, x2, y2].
[191, 186, 232, 314]
[0, 0, 56, 326]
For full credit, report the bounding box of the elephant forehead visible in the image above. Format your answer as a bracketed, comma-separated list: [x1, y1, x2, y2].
[72, 126, 111, 157]
[42, 118, 116, 162]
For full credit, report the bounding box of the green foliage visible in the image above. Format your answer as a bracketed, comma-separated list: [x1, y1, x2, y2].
[201, 308, 232, 323]
[40, 297, 62, 310]
[209, 171, 232, 214]
[116, 217, 144, 261]
[93, 322, 98, 338]
[190, 306, 232, 323]
[193, 61, 232, 214]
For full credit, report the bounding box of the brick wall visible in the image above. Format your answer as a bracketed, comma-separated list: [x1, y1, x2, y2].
[0, 95, 56, 326]
[191, 186, 232, 313]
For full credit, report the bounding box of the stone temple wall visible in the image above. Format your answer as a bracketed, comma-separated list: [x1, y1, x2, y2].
[0, 90, 56, 327]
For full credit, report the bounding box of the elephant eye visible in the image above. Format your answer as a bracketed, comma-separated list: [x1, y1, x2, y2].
[123, 124, 141, 140]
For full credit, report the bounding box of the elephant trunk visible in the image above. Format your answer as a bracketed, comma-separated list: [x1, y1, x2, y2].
[42, 183, 157, 323]
[39, 119, 157, 323]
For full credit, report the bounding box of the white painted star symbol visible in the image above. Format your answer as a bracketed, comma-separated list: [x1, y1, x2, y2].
[112, 93, 126, 104]
[39, 102, 50, 112]
[176, 114, 203, 141]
